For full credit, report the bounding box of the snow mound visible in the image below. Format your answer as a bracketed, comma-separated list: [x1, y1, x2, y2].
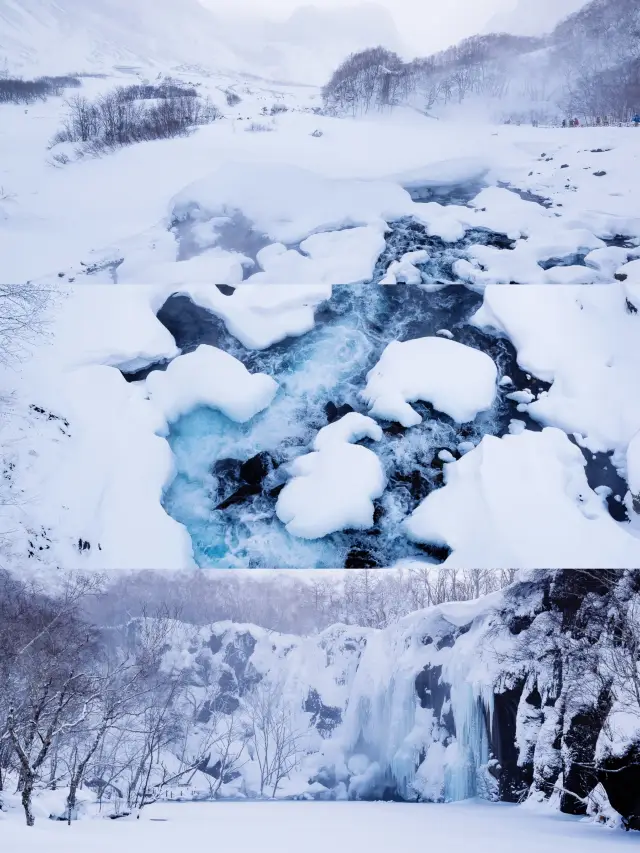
[361, 337, 498, 426]
[146, 345, 278, 428]
[276, 413, 385, 539]
[403, 427, 640, 569]
[170, 162, 412, 246]
[179, 284, 333, 349]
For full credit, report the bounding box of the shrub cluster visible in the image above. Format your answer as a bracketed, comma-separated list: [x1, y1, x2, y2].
[53, 87, 221, 154]
[0, 75, 81, 104]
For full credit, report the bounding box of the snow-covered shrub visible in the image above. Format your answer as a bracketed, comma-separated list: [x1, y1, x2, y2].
[115, 80, 198, 101]
[52, 89, 221, 155]
[270, 103, 288, 115]
[225, 90, 242, 106]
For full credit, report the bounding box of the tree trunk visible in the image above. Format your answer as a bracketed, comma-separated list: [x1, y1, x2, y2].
[21, 775, 35, 827]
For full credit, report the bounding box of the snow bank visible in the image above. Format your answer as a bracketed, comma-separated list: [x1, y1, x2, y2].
[403, 427, 640, 569]
[388, 156, 491, 193]
[146, 345, 278, 427]
[362, 337, 498, 426]
[245, 227, 387, 284]
[472, 284, 640, 453]
[171, 162, 413, 246]
[276, 413, 385, 539]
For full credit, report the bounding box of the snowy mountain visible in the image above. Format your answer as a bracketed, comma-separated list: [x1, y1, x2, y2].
[0, 0, 406, 83]
[485, 0, 589, 36]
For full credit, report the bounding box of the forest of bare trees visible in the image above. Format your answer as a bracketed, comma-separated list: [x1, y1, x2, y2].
[322, 0, 640, 124]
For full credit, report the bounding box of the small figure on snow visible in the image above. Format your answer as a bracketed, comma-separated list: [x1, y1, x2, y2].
[562, 119, 567, 128]
[633, 114, 640, 127]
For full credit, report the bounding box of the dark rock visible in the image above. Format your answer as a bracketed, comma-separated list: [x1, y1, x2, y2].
[207, 633, 224, 654]
[325, 401, 355, 423]
[216, 285, 235, 295]
[415, 542, 452, 563]
[240, 452, 273, 487]
[507, 614, 534, 635]
[599, 745, 640, 830]
[216, 484, 258, 510]
[345, 548, 380, 569]
[304, 688, 342, 736]
[224, 631, 257, 684]
[562, 688, 612, 815]
[491, 680, 532, 802]
[593, 171, 607, 177]
[415, 664, 450, 719]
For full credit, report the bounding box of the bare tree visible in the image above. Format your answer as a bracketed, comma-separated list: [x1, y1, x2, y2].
[245, 679, 302, 798]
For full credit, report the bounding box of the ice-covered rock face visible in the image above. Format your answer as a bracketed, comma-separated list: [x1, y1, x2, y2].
[143, 571, 640, 826]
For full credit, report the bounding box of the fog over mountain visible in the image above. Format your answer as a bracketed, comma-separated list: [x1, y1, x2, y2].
[484, 0, 589, 36]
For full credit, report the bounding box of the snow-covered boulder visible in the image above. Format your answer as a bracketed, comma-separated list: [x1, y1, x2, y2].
[276, 413, 385, 539]
[146, 345, 278, 427]
[361, 337, 498, 426]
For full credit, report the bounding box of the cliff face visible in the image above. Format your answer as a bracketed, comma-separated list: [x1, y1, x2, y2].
[304, 570, 640, 825]
[150, 571, 640, 825]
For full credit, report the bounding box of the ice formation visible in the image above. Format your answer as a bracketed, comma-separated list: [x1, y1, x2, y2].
[362, 336, 498, 426]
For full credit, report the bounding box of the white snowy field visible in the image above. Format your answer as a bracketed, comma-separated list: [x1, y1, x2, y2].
[1, 68, 640, 284]
[0, 800, 635, 853]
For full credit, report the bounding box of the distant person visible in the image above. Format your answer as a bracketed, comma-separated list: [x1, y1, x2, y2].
[633, 114, 640, 127]
[562, 119, 567, 128]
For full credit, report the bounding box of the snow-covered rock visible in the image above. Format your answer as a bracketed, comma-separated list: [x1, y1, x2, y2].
[145, 344, 278, 428]
[276, 413, 385, 539]
[362, 337, 498, 426]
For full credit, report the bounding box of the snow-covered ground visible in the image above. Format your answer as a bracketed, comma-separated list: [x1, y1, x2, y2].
[0, 799, 635, 853]
[1, 68, 640, 284]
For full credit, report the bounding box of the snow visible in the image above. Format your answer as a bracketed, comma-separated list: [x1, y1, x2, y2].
[4, 74, 640, 285]
[0, 800, 634, 853]
[177, 284, 333, 350]
[145, 345, 278, 428]
[403, 427, 640, 569]
[472, 284, 640, 453]
[276, 414, 386, 539]
[361, 337, 498, 426]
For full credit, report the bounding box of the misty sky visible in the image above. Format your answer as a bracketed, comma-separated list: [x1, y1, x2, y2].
[204, 0, 520, 54]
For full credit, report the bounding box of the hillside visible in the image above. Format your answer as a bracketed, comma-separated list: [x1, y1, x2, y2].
[0, 0, 406, 84]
